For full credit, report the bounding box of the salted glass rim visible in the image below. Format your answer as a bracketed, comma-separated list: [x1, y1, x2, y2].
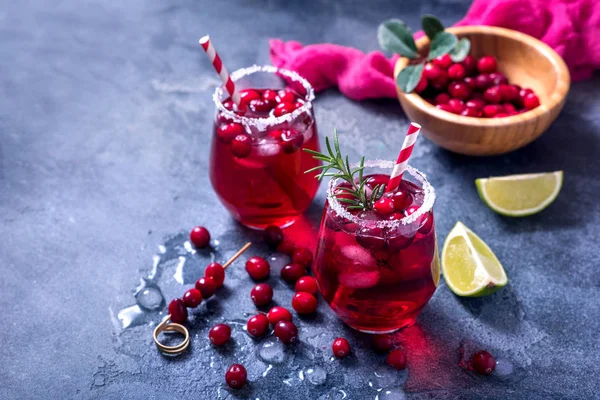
[212, 65, 315, 129]
[326, 160, 435, 227]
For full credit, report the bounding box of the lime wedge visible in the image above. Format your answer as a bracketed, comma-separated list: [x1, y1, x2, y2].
[476, 171, 563, 217]
[442, 222, 507, 297]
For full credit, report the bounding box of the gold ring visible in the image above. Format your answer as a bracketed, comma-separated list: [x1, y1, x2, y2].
[153, 314, 190, 355]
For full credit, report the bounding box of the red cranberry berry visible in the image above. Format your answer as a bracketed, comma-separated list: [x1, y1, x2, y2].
[292, 292, 318, 314]
[247, 314, 270, 337]
[225, 364, 247, 389]
[503, 103, 517, 114]
[433, 54, 452, 70]
[463, 76, 476, 90]
[295, 276, 318, 295]
[168, 298, 188, 324]
[332, 338, 351, 358]
[448, 81, 471, 100]
[471, 350, 496, 375]
[274, 320, 298, 344]
[418, 211, 434, 234]
[477, 56, 497, 73]
[280, 129, 304, 154]
[494, 113, 510, 118]
[523, 93, 540, 110]
[386, 349, 407, 370]
[414, 75, 428, 94]
[374, 197, 395, 215]
[475, 74, 492, 90]
[195, 277, 216, 299]
[489, 72, 508, 86]
[292, 247, 313, 268]
[190, 226, 210, 249]
[423, 63, 442, 80]
[245, 256, 270, 281]
[430, 70, 449, 91]
[461, 55, 477, 73]
[484, 86, 502, 104]
[281, 263, 306, 283]
[208, 323, 231, 346]
[448, 63, 466, 80]
[405, 205, 420, 216]
[356, 226, 386, 251]
[519, 88, 533, 102]
[267, 306, 293, 325]
[239, 89, 260, 105]
[262, 89, 279, 104]
[482, 104, 500, 118]
[273, 102, 296, 117]
[231, 133, 252, 158]
[392, 190, 413, 211]
[387, 232, 414, 251]
[205, 262, 225, 287]
[461, 107, 479, 117]
[249, 98, 272, 113]
[264, 225, 284, 249]
[250, 283, 273, 306]
[217, 123, 244, 144]
[466, 99, 485, 111]
[182, 288, 203, 308]
[371, 334, 394, 353]
[436, 104, 454, 113]
[435, 93, 450, 105]
[277, 89, 296, 104]
[447, 99, 465, 114]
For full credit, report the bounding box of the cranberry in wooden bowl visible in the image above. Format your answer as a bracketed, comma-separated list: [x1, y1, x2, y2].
[394, 26, 570, 156]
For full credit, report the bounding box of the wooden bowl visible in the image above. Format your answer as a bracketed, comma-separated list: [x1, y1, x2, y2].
[394, 26, 570, 156]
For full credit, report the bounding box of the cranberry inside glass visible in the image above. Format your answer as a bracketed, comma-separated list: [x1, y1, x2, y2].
[210, 65, 321, 230]
[313, 160, 439, 333]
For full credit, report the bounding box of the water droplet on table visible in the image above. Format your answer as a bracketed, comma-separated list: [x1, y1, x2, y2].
[268, 253, 291, 275]
[134, 279, 165, 311]
[494, 358, 514, 378]
[305, 366, 327, 385]
[376, 387, 407, 400]
[258, 337, 286, 364]
[117, 305, 146, 329]
[372, 365, 408, 389]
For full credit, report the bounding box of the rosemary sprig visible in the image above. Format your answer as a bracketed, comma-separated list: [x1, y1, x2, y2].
[304, 130, 385, 211]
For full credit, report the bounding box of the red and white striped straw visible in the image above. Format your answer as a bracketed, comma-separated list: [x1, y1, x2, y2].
[199, 35, 241, 106]
[385, 122, 422, 193]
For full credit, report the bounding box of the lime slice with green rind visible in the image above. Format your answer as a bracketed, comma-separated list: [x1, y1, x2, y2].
[476, 171, 563, 217]
[442, 222, 507, 297]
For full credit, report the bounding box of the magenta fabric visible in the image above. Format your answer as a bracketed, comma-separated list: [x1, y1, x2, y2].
[269, 0, 600, 100]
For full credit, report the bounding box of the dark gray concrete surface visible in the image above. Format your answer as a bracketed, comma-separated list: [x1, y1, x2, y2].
[1, 0, 599, 399]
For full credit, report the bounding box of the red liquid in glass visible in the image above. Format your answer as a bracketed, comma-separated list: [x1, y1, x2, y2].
[210, 88, 320, 229]
[313, 174, 439, 333]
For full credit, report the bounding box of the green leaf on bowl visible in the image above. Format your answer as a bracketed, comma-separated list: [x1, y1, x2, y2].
[449, 38, 471, 62]
[396, 63, 424, 93]
[421, 15, 445, 40]
[427, 32, 458, 60]
[378, 19, 419, 59]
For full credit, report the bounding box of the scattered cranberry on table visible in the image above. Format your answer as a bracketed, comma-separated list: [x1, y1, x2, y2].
[225, 364, 247, 389]
[195, 277, 216, 299]
[281, 263, 306, 283]
[189, 226, 210, 249]
[245, 256, 270, 281]
[182, 288, 202, 308]
[247, 314, 270, 338]
[386, 349, 407, 370]
[418, 55, 540, 118]
[209, 324, 231, 346]
[291, 247, 313, 268]
[295, 276, 318, 295]
[371, 334, 394, 353]
[332, 338, 351, 359]
[274, 320, 298, 344]
[292, 292, 318, 314]
[471, 350, 496, 375]
[267, 306, 293, 325]
[167, 298, 188, 324]
[263, 225, 284, 249]
[250, 283, 273, 306]
[205, 262, 225, 287]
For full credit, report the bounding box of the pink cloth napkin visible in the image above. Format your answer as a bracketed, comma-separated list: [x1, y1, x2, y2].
[270, 0, 600, 101]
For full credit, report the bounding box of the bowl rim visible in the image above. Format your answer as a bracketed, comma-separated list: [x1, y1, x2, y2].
[394, 25, 571, 126]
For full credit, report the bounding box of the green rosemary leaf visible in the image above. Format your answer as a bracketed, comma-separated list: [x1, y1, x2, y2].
[359, 156, 365, 182]
[336, 186, 356, 193]
[333, 131, 341, 159]
[336, 198, 360, 205]
[347, 205, 364, 210]
[304, 165, 329, 174]
[303, 148, 325, 156]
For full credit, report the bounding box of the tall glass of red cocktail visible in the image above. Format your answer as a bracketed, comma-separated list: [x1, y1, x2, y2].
[210, 65, 320, 229]
[313, 160, 439, 333]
